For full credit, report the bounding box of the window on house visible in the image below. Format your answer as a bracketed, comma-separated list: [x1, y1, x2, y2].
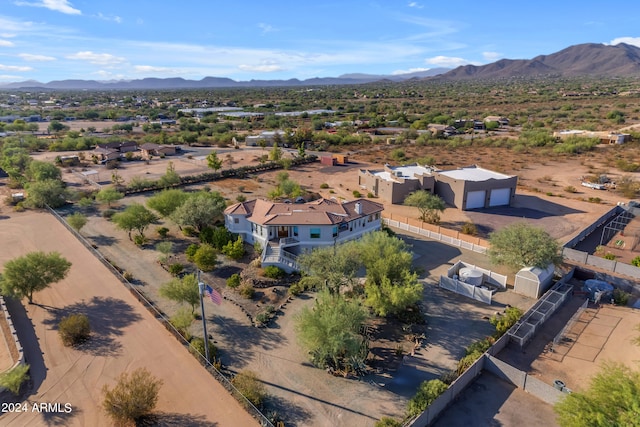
[293, 226, 298, 237]
[368, 215, 373, 222]
[375, 213, 380, 220]
[332, 226, 338, 237]
[234, 218, 239, 224]
[310, 228, 321, 239]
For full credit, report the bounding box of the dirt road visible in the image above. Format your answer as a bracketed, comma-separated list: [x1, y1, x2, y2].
[0, 210, 257, 427]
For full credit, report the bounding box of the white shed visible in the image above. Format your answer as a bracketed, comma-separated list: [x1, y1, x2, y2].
[514, 264, 555, 298]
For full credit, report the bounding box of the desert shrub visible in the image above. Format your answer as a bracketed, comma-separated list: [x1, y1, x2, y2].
[156, 226, 169, 238]
[564, 185, 578, 193]
[263, 265, 285, 279]
[231, 370, 267, 409]
[375, 417, 402, 427]
[194, 244, 217, 271]
[182, 225, 196, 237]
[236, 194, 247, 202]
[255, 312, 270, 325]
[352, 190, 362, 198]
[239, 283, 255, 299]
[122, 271, 134, 282]
[102, 368, 162, 425]
[288, 281, 304, 296]
[457, 351, 483, 376]
[603, 252, 616, 260]
[168, 263, 184, 276]
[407, 379, 448, 417]
[0, 364, 30, 395]
[439, 370, 459, 385]
[189, 337, 217, 360]
[58, 313, 91, 346]
[490, 307, 523, 336]
[185, 243, 200, 262]
[226, 273, 241, 289]
[632, 256, 640, 267]
[612, 288, 630, 306]
[461, 221, 477, 235]
[588, 197, 601, 204]
[133, 234, 147, 246]
[320, 183, 329, 189]
[102, 209, 116, 219]
[465, 337, 493, 356]
[169, 307, 194, 340]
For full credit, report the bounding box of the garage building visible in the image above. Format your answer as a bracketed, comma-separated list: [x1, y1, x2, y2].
[434, 165, 517, 210]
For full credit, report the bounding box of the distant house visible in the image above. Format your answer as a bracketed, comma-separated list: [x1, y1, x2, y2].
[553, 130, 630, 144]
[140, 143, 177, 158]
[483, 116, 510, 126]
[245, 130, 286, 147]
[225, 198, 384, 271]
[96, 141, 138, 153]
[427, 124, 457, 137]
[93, 146, 119, 162]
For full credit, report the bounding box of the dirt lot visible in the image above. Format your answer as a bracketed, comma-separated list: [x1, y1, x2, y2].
[0, 211, 257, 427]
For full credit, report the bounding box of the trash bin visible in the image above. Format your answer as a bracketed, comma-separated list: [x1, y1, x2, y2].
[554, 380, 565, 391]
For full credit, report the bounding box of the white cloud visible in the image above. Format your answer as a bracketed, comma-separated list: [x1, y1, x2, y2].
[0, 33, 16, 38]
[391, 67, 431, 75]
[19, 53, 56, 61]
[96, 13, 122, 23]
[238, 63, 285, 73]
[14, 0, 81, 15]
[258, 23, 276, 35]
[0, 64, 33, 72]
[66, 51, 126, 65]
[0, 40, 15, 47]
[92, 70, 126, 80]
[482, 51, 502, 61]
[0, 74, 25, 80]
[133, 65, 182, 75]
[408, 2, 423, 8]
[425, 55, 471, 67]
[609, 37, 640, 48]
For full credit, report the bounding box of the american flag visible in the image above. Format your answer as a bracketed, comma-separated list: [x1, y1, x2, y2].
[205, 284, 222, 305]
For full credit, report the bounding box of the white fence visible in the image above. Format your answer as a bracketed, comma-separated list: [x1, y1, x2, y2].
[439, 276, 493, 304]
[384, 218, 488, 254]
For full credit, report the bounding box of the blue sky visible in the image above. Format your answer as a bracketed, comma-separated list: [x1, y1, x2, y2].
[1, 0, 639, 83]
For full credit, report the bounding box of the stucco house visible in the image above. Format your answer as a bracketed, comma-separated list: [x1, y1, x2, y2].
[225, 197, 384, 271]
[358, 164, 517, 210]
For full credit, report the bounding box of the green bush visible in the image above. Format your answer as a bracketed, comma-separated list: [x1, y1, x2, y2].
[490, 307, 523, 336]
[102, 368, 162, 425]
[169, 307, 194, 340]
[0, 364, 30, 395]
[102, 208, 116, 219]
[255, 312, 270, 325]
[263, 265, 285, 279]
[133, 234, 147, 246]
[352, 190, 362, 198]
[226, 273, 241, 289]
[156, 226, 169, 238]
[189, 337, 217, 360]
[612, 288, 630, 306]
[603, 252, 616, 260]
[320, 183, 329, 189]
[58, 313, 91, 346]
[461, 221, 477, 236]
[375, 417, 402, 427]
[182, 225, 196, 237]
[221, 236, 245, 260]
[168, 263, 184, 276]
[231, 370, 267, 409]
[185, 243, 200, 262]
[407, 379, 448, 417]
[632, 256, 640, 267]
[289, 281, 304, 296]
[239, 283, 255, 299]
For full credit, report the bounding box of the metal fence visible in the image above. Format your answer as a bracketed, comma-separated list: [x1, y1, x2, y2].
[551, 297, 589, 353]
[47, 207, 274, 427]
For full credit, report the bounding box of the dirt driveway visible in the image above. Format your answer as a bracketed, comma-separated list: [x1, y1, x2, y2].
[0, 211, 257, 427]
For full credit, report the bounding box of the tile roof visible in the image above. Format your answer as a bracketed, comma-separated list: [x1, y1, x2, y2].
[225, 198, 383, 226]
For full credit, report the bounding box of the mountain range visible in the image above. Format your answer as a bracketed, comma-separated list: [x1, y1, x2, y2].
[2, 43, 640, 90]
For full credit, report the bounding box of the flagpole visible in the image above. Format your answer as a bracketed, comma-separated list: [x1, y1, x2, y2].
[197, 270, 211, 363]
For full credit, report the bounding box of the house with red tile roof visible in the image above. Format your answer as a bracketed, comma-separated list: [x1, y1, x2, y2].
[224, 198, 384, 271]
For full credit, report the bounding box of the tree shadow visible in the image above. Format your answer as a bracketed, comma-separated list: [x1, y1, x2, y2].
[137, 411, 218, 426]
[40, 296, 142, 357]
[207, 315, 288, 370]
[265, 394, 313, 427]
[40, 406, 81, 426]
[89, 234, 119, 246]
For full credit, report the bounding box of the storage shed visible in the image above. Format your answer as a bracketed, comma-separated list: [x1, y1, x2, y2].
[514, 264, 555, 298]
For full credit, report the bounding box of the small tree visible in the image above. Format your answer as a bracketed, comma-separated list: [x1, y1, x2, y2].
[158, 161, 181, 188]
[147, 188, 189, 217]
[407, 379, 448, 417]
[193, 244, 217, 272]
[169, 306, 194, 340]
[0, 364, 30, 395]
[231, 370, 267, 408]
[404, 190, 446, 224]
[221, 236, 246, 260]
[102, 368, 163, 425]
[58, 313, 91, 346]
[159, 274, 200, 314]
[95, 187, 123, 207]
[555, 362, 640, 427]
[490, 306, 523, 336]
[206, 151, 223, 172]
[489, 222, 562, 270]
[25, 179, 68, 208]
[0, 251, 71, 303]
[112, 203, 158, 240]
[67, 212, 88, 232]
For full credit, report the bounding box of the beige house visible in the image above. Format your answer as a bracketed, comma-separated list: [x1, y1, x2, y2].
[358, 164, 517, 210]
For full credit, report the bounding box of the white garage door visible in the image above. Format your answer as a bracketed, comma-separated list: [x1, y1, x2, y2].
[489, 188, 511, 207]
[465, 190, 486, 209]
